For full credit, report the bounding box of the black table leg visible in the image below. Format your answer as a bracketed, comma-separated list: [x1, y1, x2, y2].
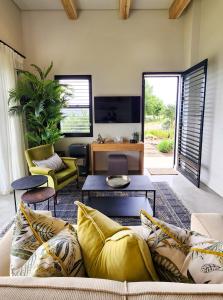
[47, 199, 50, 211]
[54, 196, 56, 217]
[34, 203, 36, 210]
[13, 190, 17, 212]
[153, 190, 156, 216]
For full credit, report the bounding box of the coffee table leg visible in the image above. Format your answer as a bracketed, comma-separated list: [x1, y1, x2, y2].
[153, 190, 156, 216]
[13, 190, 17, 212]
[47, 199, 50, 211]
[54, 196, 56, 217]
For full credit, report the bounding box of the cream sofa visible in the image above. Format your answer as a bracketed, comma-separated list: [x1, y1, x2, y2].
[0, 213, 223, 299]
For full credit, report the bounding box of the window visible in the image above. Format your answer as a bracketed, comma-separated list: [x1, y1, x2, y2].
[55, 75, 93, 137]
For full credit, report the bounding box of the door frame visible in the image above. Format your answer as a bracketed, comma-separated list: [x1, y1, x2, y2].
[141, 72, 181, 167]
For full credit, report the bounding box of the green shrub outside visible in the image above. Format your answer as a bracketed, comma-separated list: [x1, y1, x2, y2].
[144, 129, 174, 139]
[157, 139, 174, 153]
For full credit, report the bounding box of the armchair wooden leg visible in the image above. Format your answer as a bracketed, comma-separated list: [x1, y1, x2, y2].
[53, 195, 56, 217]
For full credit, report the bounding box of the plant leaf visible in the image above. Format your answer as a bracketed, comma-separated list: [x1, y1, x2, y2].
[44, 61, 53, 78]
[30, 64, 44, 80]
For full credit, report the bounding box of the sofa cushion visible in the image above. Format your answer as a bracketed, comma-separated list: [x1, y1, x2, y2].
[141, 210, 192, 283]
[14, 225, 85, 277]
[33, 153, 66, 172]
[10, 202, 67, 275]
[75, 201, 158, 282]
[55, 168, 77, 184]
[1, 278, 223, 300]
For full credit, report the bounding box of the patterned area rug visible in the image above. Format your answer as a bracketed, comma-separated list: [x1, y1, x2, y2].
[0, 180, 191, 238]
[41, 180, 190, 228]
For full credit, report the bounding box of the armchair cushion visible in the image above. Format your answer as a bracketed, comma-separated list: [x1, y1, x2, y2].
[33, 153, 66, 172]
[55, 168, 78, 184]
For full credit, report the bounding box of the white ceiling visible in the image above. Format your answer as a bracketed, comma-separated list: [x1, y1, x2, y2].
[13, 0, 173, 11]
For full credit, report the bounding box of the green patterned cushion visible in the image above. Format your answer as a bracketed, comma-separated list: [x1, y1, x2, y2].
[141, 210, 192, 283]
[13, 225, 85, 277]
[181, 233, 223, 283]
[10, 202, 85, 277]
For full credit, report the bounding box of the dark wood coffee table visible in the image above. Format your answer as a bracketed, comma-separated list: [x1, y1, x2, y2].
[11, 175, 48, 212]
[81, 175, 156, 217]
[21, 187, 56, 216]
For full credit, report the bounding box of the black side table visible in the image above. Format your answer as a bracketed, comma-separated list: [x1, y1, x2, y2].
[11, 175, 48, 212]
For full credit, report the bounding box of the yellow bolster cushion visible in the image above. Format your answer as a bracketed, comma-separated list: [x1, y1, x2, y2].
[75, 201, 158, 282]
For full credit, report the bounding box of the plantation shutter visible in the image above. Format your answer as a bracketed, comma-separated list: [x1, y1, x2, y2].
[177, 59, 208, 187]
[55, 75, 93, 137]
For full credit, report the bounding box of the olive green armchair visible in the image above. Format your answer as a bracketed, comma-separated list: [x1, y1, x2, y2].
[25, 144, 79, 201]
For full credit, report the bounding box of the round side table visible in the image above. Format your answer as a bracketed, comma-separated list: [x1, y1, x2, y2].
[11, 175, 48, 212]
[21, 187, 56, 217]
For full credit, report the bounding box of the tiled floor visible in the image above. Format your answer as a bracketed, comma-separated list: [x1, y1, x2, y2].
[0, 171, 223, 230]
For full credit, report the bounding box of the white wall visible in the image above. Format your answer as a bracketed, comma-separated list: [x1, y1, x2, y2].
[21, 10, 185, 170]
[0, 0, 23, 53]
[183, 0, 223, 196]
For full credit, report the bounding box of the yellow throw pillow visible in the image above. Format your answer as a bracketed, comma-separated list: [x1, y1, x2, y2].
[75, 201, 158, 282]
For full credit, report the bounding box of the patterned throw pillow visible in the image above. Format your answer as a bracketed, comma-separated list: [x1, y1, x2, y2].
[33, 153, 66, 172]
[14, 225, 85, 277]
[141, 210, 192, 283]
[11, 202, 85, 277]
[141, 210, 223, 284]
[181, 233, 223, 284]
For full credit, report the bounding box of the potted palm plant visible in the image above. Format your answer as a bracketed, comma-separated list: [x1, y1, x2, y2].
[8, 62, 67, 147]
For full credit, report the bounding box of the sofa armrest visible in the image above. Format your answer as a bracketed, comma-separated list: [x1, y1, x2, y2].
[0, 226, 13, 276]
[191, 213, 223, 241]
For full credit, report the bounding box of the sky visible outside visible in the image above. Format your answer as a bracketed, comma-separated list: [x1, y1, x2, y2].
[145, 76, 178, 105]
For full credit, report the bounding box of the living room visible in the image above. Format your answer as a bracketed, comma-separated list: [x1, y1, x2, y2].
[1, 0, 223, 298]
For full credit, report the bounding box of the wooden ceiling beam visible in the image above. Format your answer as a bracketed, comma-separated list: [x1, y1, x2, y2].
[61, 0, 78, 20]
[119, 0, 131, 20]
[169, 0, 192, 19]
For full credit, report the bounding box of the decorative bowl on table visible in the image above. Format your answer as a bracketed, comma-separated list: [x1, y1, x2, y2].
[106, 175, 131, 188]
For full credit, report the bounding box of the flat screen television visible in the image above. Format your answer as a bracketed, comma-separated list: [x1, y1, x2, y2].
[94, 96, 141, 123]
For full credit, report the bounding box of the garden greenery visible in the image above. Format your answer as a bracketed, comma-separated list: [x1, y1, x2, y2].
[157, 139, 174, 153]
